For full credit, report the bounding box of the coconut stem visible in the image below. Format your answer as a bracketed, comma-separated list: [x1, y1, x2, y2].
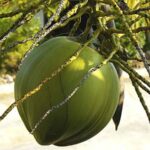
[110, 0, 150, 77]
[130, 75, 150, 123]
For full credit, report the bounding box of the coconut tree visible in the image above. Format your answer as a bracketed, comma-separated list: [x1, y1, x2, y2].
[0, 0, 150, 146]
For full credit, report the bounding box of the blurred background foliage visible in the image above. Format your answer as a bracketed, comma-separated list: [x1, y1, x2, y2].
[0, 0, 68, 74]
[0, 0, 41, 74]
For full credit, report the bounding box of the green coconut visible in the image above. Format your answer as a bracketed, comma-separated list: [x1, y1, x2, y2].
[15, 36, 120, 146]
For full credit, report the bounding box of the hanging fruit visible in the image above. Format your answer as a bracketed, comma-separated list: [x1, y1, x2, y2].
[15, 36, 120, 146]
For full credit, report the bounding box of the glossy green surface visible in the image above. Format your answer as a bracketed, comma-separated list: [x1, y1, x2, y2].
[15, 37, 120, 146]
